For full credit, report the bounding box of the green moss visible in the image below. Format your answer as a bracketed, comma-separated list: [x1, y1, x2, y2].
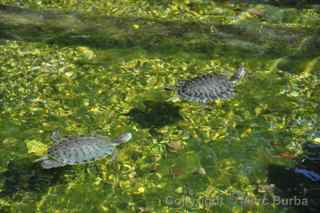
[0, 1, 319, 212]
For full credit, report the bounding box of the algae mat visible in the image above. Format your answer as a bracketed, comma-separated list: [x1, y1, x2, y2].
[0, 1, 320, 212]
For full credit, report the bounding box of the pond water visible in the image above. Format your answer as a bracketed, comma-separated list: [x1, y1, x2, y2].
[0, 1, 319, 212]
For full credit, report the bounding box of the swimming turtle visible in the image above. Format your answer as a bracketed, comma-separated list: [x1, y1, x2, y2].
[34, 131, 132, 169]
[166, 66, 246, 104]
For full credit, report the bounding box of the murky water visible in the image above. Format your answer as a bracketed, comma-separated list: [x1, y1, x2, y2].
[0, 1, 319, 212]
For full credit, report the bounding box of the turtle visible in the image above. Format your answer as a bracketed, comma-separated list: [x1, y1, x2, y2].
[34, 131, 132, 169]
[166, 66, 246, 104]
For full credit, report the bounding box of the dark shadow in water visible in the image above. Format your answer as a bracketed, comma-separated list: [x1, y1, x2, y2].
[267, 165, 320, 213]
[0, 4, 313, 61]
[126, 101, 182, 134]
[267, 141, 320, 213]
[233, 0, 320, 8]
[276, 33, 320, 74]
[0, 92, 3, 110]
[0, 157, 70, 198]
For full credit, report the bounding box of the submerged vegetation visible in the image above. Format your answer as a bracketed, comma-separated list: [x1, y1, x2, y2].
[0, 0, 319, 212]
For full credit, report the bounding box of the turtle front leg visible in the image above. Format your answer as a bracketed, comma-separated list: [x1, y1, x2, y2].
[199, 100, 215, 110]
[109, 149, 119, 170]
[111, 149, 118, 162]
[200, 102, 213, 109]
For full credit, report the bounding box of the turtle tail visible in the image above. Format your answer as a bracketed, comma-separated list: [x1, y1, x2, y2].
[164, 80, 185, 91]
[164, 85, 176, 91]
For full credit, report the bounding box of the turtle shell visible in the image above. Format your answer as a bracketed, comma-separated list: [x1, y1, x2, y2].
[177, 74, 235, 103]
[43, 136, 116, 168]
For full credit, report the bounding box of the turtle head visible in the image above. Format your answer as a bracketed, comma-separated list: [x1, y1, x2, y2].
[51, 130, 62, 143]
[230, 65, 246, 82]
[115, 132, 132, 144]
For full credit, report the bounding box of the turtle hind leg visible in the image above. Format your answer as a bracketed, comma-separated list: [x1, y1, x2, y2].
[33, 155, 48, 163]
[40, 159, 64, 169]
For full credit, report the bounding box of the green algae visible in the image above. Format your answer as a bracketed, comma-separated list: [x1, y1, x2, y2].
[0, 1, 319, 212]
